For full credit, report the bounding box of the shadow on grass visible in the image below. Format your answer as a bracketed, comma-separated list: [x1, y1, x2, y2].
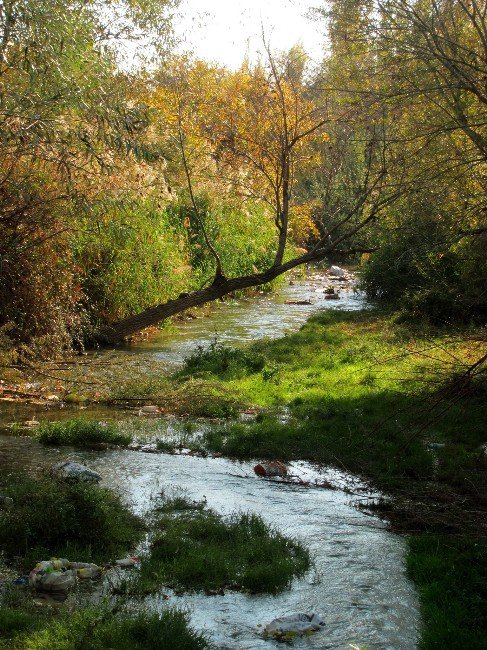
[407, 535, 487, 649]
[204, 387, 485, 492]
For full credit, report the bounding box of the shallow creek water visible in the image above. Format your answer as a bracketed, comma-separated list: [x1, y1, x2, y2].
[0, 272, 420, 649]
[112, 270, 365, 366]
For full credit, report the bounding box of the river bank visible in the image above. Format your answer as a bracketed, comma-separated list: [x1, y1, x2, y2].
[175, 307, 486, 648]
[1, 273, 485, 648]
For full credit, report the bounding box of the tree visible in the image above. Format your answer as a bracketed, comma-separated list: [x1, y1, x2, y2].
[0, 0, 175, 347]
[320, 0, 487, 321]
[102, 47, 394, 341]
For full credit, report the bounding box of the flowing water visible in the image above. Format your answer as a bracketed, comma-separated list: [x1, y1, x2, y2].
[114, 271, 365, 367]
[0, 271, 420, 649]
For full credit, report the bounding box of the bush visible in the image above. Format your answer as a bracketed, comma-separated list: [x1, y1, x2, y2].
[37, 419, 131, 448]
[0, 473, 144, 567]
[360, 212, 487, 324]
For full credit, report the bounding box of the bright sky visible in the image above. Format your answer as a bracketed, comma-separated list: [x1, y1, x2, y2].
[172, 0, 327, 69]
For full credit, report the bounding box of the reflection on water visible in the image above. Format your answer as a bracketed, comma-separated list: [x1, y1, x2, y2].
[0, 272, 418, 649]
[0, 435, 419, 649]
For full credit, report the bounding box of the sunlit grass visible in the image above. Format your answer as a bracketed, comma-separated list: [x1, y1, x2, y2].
[0, 606, 210, 650]
[37, 418, 131, 447]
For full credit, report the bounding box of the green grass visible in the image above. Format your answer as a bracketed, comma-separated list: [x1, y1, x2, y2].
[0, 607, 210, 649]
[179, 338, 265, 379]
[177, 308, 485, 648]
[128, 495, 310, 594]
[37, 418, 131, 447]
[0, 473, 144, 569]
[0, 609, 38, 640]
[183, 309, 485, 492]
[407, 535, 487, 649]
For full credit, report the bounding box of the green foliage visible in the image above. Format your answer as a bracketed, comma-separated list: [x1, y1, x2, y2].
[360, 214, 487, 323]
[407, 536, 487, 649]
[130, 496, 310, 594]
[0, 473, 144, 568]
[76, 198, 192, 324]
[0, 607, 209, 650]
[181, 339, 265, 379]
[0, 609, 38, 640]
[37, 419, 131, 447]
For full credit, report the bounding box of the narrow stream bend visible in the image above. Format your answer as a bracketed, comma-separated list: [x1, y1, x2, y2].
[0, 272, 419, 649]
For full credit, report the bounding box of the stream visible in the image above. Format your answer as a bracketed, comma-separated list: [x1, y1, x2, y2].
[0, 271, 420, 649]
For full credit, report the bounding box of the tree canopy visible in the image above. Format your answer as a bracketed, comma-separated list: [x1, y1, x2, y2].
[0, 0, 485, 351]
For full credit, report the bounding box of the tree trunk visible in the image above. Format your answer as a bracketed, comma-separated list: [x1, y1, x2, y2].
[98, 251, 316, 343]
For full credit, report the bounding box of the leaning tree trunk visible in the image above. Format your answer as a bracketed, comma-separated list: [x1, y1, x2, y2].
[98, 252, 317, 343]
[98, 244, 373, 343]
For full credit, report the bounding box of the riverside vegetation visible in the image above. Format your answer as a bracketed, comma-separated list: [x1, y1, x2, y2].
[120, 494, 310, 596]
[1, 0, 486, 648]
[0, 476, 309, 647]
[2, 306, 485, 647]
[171, 308, 485, 648]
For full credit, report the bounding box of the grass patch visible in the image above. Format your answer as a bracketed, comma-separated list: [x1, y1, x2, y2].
[0, 609, 38, 640]
[190, 309, 485, 492]
[407, 535, 487, 649]
[180, 339, 265, 379]
[129, 495, 310, 594]
[0, 473, 144, 569]
[157, 381, 244, 418]
[204, 405, 435, 488]
[37, 418, 131, 447]
[0, 606, 210, 650]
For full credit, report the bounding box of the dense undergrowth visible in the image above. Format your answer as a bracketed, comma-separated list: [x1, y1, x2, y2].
[1, 194, 278, 357]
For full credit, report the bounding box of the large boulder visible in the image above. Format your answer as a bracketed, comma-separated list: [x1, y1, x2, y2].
[51, 461, 102, 483]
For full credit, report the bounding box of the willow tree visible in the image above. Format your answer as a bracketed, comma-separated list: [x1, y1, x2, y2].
[0, 0, 175, 347]
[102, 47, 392, 340]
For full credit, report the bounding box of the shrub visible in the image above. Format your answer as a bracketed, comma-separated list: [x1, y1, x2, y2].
[360, 213, 487, 324]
